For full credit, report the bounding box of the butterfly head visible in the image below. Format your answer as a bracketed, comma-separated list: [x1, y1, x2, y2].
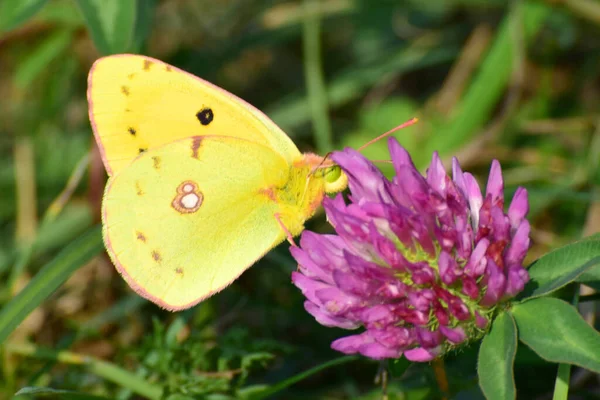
[301, 153, 348, 194]
[319, 164, 347, 194]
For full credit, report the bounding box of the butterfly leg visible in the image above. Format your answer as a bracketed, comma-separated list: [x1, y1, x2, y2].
[274, 213, 297, 247]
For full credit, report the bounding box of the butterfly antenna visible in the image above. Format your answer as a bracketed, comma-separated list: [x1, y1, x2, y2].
[371, 160, 394, 164]
[303, 151, 334, 206]
[357, 117, 419, 152]
[307, 151, 333, 178]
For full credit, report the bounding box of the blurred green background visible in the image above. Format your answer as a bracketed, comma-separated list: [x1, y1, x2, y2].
[0, 0, 599, 399]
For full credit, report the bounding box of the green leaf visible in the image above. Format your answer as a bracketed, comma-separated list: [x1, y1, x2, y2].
[477, 312, 517, 400]
[0, 0, 49, 33]
[511, 297, 600, 373]
[15, 386, 110, 399]
[578, 234, 600, 284]
[525, 257, 600, 300]
[0, 225, 103, 345]
[130, 0, 156, 52]
[75, 0, 137, 55]
[519, 238, 600, 299]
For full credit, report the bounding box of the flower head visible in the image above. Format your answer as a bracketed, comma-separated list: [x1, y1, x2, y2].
[292, 138, 530, 361]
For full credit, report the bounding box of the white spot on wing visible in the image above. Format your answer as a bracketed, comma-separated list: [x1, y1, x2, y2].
[181, 193, 200, 209]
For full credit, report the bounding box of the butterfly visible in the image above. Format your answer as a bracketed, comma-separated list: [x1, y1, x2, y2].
[87, 54, 347, 311]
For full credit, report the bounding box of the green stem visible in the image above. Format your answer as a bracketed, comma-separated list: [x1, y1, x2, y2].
[552, 289, 580, 400]
[250, 355, 359, 399]
[432, 357, 449, 399]
[6, 342, 162, 400]
[302, 0, 333, 153]
[11, 136, 38, 293]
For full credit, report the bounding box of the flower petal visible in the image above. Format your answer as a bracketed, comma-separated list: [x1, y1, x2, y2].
[331, 148, 392, 203]
[440, 326, 466, 344]
[485, 160, 504, 206]
[291, 272, 330, 306]
[504, 265, 530, 298]
[508, 187, 529, 230]
[404, 347, 439, 362]
[480, 260, 507, 307]
[332, 268, 376, 296]
[331, 332, 369, 354]
[371, 326, 414, 349]
[505, 220, 530, 266]
[408, 288, 435, 311]
[315, 286, 361, 315]
[426, 152, 448, 196]
[451, 158, 467, 197]
[304, 301, 360, 329]
[439, 250, 461, 284]
[464, 238, 489, 277]
[389, 137, 417, 173]
[358, 342, 402, 359]
[463, 173, 483, 229]
[360, 304, 397, 328]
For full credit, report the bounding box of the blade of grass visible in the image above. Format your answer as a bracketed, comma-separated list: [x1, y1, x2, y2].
[268, 43, 458, 132]
[15, 386, 111, 399]
[427, 1, 552, 156]
[7, 342, 162, 400]
[11, 136, 38, 296]
[564, 0, 600, 25]
[0, 0, 49, 33]
[75, 0, 136, 54]
[27, 295, 146, 386]
[44, 154, 90, 223]
[14, 29, 73, 91]
[249, 355, 359, 400]
[302, 0, 333, 152]
[0, 225, 103, 345]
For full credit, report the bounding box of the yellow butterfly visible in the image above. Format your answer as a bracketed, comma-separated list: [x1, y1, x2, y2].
[87, 54, 347, 311]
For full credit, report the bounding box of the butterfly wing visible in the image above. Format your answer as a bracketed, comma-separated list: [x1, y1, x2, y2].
[103, 135, 290, 310]
[88, 54, 301, 176]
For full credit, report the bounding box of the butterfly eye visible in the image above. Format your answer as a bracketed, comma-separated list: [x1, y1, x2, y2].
[323, 166, 348, 194]
[324, 166, 342, 184]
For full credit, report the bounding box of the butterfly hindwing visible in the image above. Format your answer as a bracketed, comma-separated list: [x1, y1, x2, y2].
[103, 136, 290, 310]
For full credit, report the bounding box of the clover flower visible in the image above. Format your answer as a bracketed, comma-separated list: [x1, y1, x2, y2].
[291, 138, 530, 361]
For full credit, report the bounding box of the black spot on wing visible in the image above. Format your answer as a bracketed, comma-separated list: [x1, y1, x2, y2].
[196, 108, 214, 126]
